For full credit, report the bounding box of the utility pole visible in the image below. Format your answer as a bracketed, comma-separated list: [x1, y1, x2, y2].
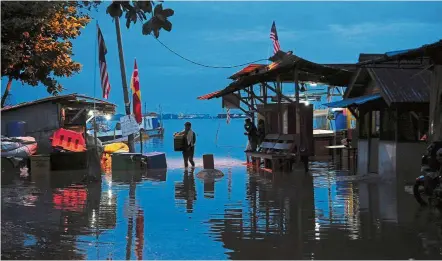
[114, 16, 135, 152]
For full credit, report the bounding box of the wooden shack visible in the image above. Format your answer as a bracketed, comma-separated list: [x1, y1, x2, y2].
[198, 51, 356, 164]
[325, 55, 432, 182]
[1, 94, 116, 154]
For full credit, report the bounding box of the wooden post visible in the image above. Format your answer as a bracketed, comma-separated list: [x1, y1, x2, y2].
[115, 16, 135, 153]
[250, 86, 255, 125]
[294, 68, 301, 165]
[294, 68, 300, 134]
[430, 65, 442, 141]
[277, 76, 282, 133]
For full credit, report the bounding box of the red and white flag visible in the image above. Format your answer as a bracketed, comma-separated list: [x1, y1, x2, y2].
[226, 108, 231, 124]
[270, 21, 281, 55]
[97, 24, 111, 99]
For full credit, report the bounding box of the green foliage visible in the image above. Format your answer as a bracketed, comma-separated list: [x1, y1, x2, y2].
[1, 1, 92, 95]
[106, 1, 174, 38]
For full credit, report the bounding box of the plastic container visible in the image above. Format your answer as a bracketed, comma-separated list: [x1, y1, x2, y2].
[7, 121, 26, 137]
[333, 111, 347, 131]
[174, 134, 185, 151]
[50, 128, 86, 152]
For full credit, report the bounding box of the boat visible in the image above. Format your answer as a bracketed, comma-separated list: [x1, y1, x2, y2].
[87, 111, 164, 143]
[141, 112, 164, 138]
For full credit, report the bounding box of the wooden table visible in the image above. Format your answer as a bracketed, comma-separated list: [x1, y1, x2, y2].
[325, 145, 358, 174]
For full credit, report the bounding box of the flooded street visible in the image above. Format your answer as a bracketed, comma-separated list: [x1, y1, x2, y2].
[2, 120, 442, 259]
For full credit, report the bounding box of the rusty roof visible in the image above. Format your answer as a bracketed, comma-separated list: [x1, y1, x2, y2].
[1, 93, 116, 112]
[229, 64, 266, 80]
[197, 90, 222, 100]
[368, 68, 431, 105]
[200, 52, 356, 100]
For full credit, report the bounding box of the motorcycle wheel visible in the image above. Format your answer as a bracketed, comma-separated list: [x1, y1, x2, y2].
[413, 180, 429, 206]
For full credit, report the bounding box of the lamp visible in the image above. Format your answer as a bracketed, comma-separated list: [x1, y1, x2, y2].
[300, 83, 306, 92]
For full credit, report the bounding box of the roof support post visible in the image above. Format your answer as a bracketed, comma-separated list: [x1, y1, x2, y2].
[277, 75, 282, 133]
[250, 86, 255, 124]
[294, 66, 300, 134]
[429, 64, 442, 141]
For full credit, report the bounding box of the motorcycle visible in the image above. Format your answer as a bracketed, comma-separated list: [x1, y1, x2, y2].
[413, 141, 442, 206]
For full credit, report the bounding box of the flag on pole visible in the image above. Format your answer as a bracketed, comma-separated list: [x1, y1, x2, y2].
[226, 108, 231, 124]
[130, 59, 142, 124]
[270, 21, 281, 54]
[97, 24, 111, 99]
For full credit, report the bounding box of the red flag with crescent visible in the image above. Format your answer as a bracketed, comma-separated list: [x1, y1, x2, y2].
[131, 59, 142, 124]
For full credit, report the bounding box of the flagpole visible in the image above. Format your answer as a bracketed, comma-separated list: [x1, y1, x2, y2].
[114, 16, 135, 152]
[93, 20, 98, 149]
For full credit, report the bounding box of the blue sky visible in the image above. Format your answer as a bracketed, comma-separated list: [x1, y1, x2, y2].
[2, 1, 442, 114]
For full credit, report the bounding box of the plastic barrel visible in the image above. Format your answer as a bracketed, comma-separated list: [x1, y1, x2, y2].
[7, 121, 26, 137]
[333, 111, 347, 131]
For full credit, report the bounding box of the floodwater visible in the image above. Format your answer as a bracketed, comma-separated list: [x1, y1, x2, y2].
[2, 119, 442, 260]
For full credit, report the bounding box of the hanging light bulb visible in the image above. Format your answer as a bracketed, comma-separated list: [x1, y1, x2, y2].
[105, 114, 112, 120]
[300, 83, 306, 92]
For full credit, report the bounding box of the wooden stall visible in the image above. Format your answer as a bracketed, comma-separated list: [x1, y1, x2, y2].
[198, 50, 356, 172]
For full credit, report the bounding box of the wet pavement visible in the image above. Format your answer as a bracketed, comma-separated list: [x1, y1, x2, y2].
[2, 159, 442, 260]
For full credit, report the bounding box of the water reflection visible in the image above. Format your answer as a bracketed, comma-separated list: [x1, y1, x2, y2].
[3, 159, 442, 259]
[174, 169, 197, 213]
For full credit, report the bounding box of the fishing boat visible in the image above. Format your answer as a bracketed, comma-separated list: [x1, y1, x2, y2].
[87, 112, 164, 143]
[141, 112, 164, 138]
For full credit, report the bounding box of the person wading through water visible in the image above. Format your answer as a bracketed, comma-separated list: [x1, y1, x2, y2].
[180, 122, 196, 168]
[244, 118, 258, 152]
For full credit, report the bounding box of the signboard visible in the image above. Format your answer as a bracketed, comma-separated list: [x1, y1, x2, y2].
[120, 115, 140, 137]
[222, 93, 241, 109]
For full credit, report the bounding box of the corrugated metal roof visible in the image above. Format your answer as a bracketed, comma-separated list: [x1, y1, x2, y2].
[358, 53, 384, 62]
[323, 93, 382, 108]
[1, 93, 116, 112]
[229, 64, 266, 80]
[197, 90, 221, 100]
[368, 68, 431, 104]
[207, 52, 355, 100]
[358, 39, 442, 65]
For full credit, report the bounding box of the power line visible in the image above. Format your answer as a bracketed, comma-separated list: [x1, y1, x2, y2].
[154, 37, 268, 69]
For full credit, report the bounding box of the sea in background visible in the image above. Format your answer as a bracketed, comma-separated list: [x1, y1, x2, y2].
[2, 119, 442, 260]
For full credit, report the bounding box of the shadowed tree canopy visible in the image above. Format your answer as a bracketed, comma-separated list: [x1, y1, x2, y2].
[106, 1, 174, 38]
[0, 1, 174, 108]
[0, 1, 95, 107]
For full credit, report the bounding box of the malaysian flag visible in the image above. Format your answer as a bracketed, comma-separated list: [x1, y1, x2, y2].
[226, 108, 231, 124]
[270, 21, 281, 54]
[97, 24, 111, 99]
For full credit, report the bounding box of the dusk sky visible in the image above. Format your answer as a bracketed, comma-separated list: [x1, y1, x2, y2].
[2, 1, 442, 114]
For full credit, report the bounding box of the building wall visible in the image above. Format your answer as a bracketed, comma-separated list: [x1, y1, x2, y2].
[1, 102, 60, 154]
[395, 142, 427, 183]
[378, 141, 397, 179]
[368, 138, 379, 173]
[357, 139, 369, 175]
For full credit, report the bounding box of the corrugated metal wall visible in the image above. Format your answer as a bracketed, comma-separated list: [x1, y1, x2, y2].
[1, 102, 60, 154]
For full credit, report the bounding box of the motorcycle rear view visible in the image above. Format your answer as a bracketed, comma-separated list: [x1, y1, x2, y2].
[414, 141, 442, 206]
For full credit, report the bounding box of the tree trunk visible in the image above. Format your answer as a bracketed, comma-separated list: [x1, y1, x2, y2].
[1, 77, 13, 108]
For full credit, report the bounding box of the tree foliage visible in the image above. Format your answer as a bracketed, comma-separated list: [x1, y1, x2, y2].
[106, 1, 174, 38]
[1, 1, 92, 99]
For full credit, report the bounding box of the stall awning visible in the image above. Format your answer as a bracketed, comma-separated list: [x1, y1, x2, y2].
[323, 93, 382, 108]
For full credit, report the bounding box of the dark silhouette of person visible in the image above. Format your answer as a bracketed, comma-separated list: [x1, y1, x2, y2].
[244, 118, 258, 152]
[180, 122, 196, 168]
